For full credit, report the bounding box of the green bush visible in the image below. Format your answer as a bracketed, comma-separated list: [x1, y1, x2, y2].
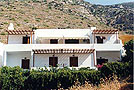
[100, 62, 132, 78]
[0, 62, 132, 89]
[0, 66, 25, 90]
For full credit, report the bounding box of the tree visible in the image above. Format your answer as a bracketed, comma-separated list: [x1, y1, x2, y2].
[122, 40, 133, 63]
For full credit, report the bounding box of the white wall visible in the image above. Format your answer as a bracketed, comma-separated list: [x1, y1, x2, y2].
[34, 53, 94, 68]
[96, 51, 121, 62]
[0, 43, 3, 67]
[6, 51, 31, 67]
[91, 33, 119, 44]
[8, 35, 34, 44]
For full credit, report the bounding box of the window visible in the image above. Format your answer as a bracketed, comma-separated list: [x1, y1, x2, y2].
[96, 36, 105, 44]
[83, 39, 90, 44]
[50, 39, 58, 44]
[22, 59, 30, 69]
[65, 39, 79, 44]
[49, 57, 58, 67]
[23, 35, 30, 44]
[70, 57, 78, 67]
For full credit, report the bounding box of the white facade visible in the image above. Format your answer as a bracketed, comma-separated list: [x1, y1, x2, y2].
[0, 28, 124, 69]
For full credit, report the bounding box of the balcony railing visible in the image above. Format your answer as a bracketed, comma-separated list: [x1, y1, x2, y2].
[4, 44, 122, 52]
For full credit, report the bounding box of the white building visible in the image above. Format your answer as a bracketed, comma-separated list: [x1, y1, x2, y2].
[0, 28, 123, 69]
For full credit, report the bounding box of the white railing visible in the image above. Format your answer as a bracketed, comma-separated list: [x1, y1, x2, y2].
[4, 44, 122, 51]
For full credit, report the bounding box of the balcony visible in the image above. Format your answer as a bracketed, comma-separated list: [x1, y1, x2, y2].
[4, 44, 122, 52]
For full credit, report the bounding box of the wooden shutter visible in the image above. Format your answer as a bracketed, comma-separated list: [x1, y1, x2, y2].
[23, 36, 30, 44]
[49, 57, 58, 67]
[22, 59, 30, 69]
[70, 57, 78, 67]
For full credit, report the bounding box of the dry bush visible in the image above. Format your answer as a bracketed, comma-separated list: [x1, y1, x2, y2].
[69, 76, 133, 90]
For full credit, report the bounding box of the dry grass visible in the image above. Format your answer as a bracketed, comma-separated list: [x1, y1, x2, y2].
[69, 77, 133, 90]
[119, 34, 134, 44]
[0, 1, 110, 32]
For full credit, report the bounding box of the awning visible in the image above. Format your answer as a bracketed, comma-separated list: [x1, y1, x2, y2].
[37, 37, 89, 39]
[33, 49, 95, 54]
[6, 30, 34, 35]
[92, 30, 118, 34]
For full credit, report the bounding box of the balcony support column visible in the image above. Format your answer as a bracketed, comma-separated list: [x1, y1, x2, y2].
[31, 32, 32, 44]
[33, 53, 35, 67]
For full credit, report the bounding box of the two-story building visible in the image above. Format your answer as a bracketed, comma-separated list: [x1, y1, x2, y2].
[0, 28, 123, 69]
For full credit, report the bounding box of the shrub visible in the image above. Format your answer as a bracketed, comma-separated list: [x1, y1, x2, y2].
[0, 66, 25, 90]
[100, 62, 132, 78]
[0, 62, 132, 89]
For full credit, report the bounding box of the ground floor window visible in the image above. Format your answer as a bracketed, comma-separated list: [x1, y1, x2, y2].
[70, 57, 78, 67]
[97, 57, 108, 65]
[22, 59, 30, 69]
[49, 57, 58, 67]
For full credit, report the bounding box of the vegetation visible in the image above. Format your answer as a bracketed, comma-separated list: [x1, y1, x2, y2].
[122, 40, 133, 63]
[0, 61, 132, 89]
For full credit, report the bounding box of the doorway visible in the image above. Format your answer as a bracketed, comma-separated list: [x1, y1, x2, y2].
[23, 35, 30, 44]
[96, 36, 105, 44]
[49, 57, 58, 67]
[22, 59, 30, 69]
[70, 57, 78, 67]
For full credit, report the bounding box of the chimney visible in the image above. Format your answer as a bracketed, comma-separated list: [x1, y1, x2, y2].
[8, 23, 14, 30]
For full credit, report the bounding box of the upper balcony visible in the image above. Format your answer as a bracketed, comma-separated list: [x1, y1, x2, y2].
[4, 44, 122, 52]
[5, 29, 122, 45]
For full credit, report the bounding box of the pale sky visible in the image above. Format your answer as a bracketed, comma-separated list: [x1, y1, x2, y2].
[84, 0, 134, 5]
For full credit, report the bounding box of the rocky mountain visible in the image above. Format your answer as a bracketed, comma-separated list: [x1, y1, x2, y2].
[0, 0, 133, 33]
[79, 1, 134, 31]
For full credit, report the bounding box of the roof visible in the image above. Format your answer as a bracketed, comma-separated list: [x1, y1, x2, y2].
[6, 30, 34, 35]
[34, 29, 92, 39]
[33, 49, 95, 54]
[92, 30, 118, 34]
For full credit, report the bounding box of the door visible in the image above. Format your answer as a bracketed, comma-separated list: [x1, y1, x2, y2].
[70, 57, 78, 67]
[96, 36, 103, 44]
[49, 57, 58, 67]
[22, 59, 30, 69]
[23, 36, 30, 44]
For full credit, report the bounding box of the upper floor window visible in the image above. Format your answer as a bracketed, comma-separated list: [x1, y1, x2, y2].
[50, 39, 58, 44]
[23, 35, 30, 44]
[96, 36, 106, 44]
[83, 39, 90, 44]
[65, 39, 79, 44]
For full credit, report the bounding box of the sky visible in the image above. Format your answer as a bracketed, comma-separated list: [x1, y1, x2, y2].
[84, 0, 134, 5]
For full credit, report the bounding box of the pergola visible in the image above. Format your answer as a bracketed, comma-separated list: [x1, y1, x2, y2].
[6, 30, 34, 44]
[32, 49, 95, 67]
[33, 49, 95, 54]
[92, 30, 118, 34]
[92, 30, 118, 43]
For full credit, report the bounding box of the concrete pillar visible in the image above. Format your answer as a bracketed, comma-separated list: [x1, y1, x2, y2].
[31, 51, 34, 67]
[3, 51, 7, 66]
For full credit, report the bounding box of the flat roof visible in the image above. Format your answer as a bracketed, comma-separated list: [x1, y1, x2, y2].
[34, 29, 92, 38]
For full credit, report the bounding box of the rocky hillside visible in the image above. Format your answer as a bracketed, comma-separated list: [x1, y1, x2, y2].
[79, 1, 134, 32]
[0, 0, 110, 33]
[0, 0, 133, 33]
